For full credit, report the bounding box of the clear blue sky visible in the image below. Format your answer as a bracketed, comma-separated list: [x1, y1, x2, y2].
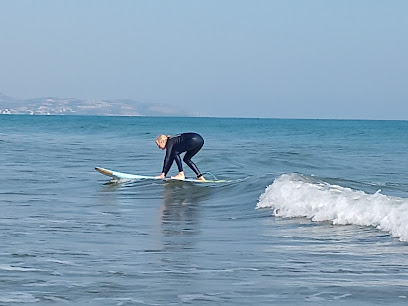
[1, 0, 407, 119]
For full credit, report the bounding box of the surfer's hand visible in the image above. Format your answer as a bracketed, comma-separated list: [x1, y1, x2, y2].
[156, 173, 166, 179]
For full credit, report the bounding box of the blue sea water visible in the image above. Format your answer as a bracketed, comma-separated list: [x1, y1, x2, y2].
[1, 115, 408, 305]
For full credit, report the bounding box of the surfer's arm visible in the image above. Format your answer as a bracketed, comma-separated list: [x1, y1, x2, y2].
[161, 147, 175, 176]
[158, 136, 183, 177]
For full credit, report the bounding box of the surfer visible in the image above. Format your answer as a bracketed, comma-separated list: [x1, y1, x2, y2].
[155, 132, 206, 181]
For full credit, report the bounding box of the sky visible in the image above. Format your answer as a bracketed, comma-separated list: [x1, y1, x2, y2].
[0, 0, 407, 119]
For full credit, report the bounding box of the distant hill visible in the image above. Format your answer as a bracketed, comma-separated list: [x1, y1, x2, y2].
[0, 92, 188, 116]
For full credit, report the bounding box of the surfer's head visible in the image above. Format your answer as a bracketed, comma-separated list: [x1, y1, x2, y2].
[155, 134, 168, 150]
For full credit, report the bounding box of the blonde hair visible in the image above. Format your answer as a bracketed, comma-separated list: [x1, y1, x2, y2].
[155, 134, 170, 145]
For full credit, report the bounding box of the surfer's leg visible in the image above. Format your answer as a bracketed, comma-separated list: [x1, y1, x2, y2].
[170, 154, 185, 180]
[183, 156, 201, 175]
[183, 137, 204, 178]
[174, 154, 183, 172]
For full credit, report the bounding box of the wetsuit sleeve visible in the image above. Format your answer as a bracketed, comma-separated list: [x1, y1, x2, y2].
[162, 146, 175, 175]
[161, 136, 184, 175]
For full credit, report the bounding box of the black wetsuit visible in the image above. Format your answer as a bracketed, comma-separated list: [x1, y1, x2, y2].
[162, 133, 204, 177]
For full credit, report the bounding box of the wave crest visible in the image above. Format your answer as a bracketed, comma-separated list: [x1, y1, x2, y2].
[257, 174, 408, 241]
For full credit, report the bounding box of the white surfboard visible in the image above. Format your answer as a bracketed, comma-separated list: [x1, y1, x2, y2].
[95, 167, 226, 183]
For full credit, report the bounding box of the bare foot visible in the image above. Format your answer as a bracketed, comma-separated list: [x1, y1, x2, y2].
[171, 172, 185, 180]
[197, 176, 206, 181]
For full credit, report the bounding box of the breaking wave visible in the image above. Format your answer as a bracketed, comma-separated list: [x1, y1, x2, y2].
[257, 173, 408, 241]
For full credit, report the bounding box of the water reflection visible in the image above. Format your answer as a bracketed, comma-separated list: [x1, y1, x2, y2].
[156, 182, 212, 285]
[159, 182, 211, 241]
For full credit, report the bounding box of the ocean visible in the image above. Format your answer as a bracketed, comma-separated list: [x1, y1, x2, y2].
[1, 115, 408, 305]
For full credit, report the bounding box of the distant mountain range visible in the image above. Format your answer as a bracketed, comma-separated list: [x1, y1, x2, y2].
[0, 92, 188, 116]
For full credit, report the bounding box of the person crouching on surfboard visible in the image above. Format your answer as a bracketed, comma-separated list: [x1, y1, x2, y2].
[155, 132, 206, 181]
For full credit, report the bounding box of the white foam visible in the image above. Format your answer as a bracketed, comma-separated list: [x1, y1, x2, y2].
[257, 174, 408, 241]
